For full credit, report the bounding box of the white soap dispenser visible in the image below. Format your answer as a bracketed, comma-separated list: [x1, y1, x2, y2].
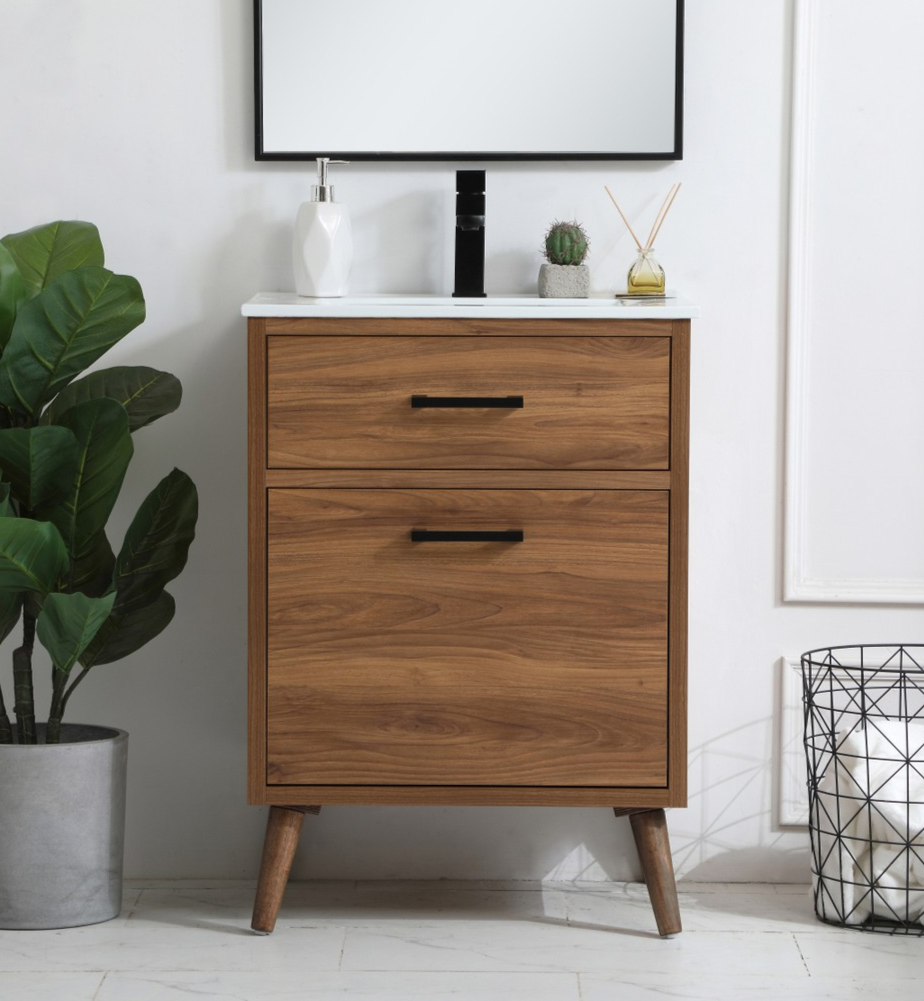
[293, 157, 353, 297]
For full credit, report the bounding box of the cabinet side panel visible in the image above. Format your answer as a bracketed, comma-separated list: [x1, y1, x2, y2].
[248, 319, 268, 804]
[668, 320, 690, 806]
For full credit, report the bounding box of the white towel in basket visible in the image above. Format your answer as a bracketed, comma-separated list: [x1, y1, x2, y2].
[813, 720, 924, 925]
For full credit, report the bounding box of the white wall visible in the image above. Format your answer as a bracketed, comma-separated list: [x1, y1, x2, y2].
[2, 0, 919, 882]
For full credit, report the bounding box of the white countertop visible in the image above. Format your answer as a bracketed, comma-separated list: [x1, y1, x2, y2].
[242, 293, 700, 320]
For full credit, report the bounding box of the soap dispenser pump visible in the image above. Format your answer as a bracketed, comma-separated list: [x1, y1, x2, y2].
[293, 157, 353, 297]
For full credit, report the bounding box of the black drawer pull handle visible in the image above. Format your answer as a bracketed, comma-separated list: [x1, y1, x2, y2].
[411, 395, 524, 409]
[410, 529, 524, 543]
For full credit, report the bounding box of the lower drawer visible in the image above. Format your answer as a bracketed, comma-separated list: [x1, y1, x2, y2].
[266, 488, 669, 788]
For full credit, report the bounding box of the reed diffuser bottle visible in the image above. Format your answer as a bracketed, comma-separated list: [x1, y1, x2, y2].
[605, 183, 681, 297]
[627, 248, 666, 295]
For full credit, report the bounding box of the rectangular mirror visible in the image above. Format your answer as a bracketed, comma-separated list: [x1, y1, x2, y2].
[255, 0, 684, 161]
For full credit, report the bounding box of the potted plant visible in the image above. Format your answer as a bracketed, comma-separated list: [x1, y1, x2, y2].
[0, 221, 198, 929]
[538, 220, 591, 298]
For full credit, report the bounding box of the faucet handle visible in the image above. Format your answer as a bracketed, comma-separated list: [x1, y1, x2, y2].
[456, 169, 485, 194]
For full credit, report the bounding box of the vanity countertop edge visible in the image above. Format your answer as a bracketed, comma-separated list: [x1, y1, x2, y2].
[242, 293, 700, 320]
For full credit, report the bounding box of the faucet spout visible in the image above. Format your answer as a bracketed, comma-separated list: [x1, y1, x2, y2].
[452, 170, 486, 298]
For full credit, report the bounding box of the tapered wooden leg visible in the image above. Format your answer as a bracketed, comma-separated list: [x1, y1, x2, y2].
[617, 807, 682, 937]
[251, 805, 320, 934]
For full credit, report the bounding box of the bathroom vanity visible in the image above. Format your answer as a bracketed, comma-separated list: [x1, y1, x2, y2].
[244, 294, 697, 935]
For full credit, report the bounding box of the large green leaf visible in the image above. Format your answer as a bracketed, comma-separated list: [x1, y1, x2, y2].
[0, 242, 26, 349]
[0, 426, 80, 511]
[0, 486, 22, 638]
[38, 399, 133, 586]
[80, 590, 175, 668]
[0, 266, 145, 418]
[0, 590, 22, 645]
[37, 591, 115, 679]
[41, 366, 182, 432]
[68, 531, 116, 598]
[0, 221, 104, 300]
[113, 469, 197, 615]
[0, 517, 68, 593]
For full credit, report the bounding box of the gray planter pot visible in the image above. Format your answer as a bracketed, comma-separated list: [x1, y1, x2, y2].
[0, 724, 128, 930]
[538, 263, 590, 298]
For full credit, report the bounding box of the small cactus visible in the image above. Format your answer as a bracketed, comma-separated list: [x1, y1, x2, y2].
[542, 220, 589, 266]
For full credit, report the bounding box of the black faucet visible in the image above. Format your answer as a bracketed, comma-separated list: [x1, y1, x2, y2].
[452, 170, 486, 298]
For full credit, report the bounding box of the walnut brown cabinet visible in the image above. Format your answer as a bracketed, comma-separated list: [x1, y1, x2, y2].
[245, 297, 695, 937]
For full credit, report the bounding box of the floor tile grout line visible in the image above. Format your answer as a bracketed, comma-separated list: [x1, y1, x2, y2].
[792, 931, 811, 976]
[124, 888, 141, 922]
[90, 970, 108, 1001]
[338, 926, 347, 971]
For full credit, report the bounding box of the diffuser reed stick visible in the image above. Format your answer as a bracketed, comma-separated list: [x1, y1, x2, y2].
[648, 183, 681, 249]
[645, 183, 678, 249]
[604, 186, 642, 250]
[605, 182, 681, 251]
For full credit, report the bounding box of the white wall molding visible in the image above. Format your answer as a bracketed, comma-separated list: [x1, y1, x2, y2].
[783, 0, 817, 602]
[778, 657, 808, 826]
[783, 0, 924, 604]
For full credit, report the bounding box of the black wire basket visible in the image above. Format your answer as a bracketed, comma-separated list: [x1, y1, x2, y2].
[803, 645, 924, 934]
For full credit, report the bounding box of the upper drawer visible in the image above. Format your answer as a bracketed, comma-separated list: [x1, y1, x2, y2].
[266, 335, 670, 469]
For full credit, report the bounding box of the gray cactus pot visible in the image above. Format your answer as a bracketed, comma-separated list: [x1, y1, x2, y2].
[538, 263, 590, 298]
[0, 724, 128, 929]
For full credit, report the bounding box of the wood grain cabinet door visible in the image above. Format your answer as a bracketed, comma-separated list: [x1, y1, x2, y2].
[266, 488, 669, 788]
[266, 336, 670, 470]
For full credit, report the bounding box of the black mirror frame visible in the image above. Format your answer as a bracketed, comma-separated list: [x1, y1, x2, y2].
[253, 0, 684, 162]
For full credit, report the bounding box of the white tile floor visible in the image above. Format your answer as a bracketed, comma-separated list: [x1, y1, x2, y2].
[1, 881, 922, 999]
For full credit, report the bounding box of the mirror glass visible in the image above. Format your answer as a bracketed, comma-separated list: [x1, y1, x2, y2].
[255, 0, 683, 160]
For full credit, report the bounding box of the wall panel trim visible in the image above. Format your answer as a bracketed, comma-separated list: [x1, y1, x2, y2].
[784, 0, 924, 604]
